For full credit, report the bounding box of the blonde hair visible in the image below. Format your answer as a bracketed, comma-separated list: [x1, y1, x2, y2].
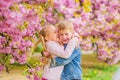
[35, 24, 55, 50]
[57, 20, 74, 32]
[40, 24, 54, 37]
[34, 25, 55, 66]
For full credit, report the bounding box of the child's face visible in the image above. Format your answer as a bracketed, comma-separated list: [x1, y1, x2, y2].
[58, 29, 73, 44]
[45, 26, 58, 42]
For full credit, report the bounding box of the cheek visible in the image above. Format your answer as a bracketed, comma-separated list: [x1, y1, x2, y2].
[53, 34, 56, 37]
[53, 34, 57, 38]
[59, 37, 64, 41]
[67, 35, 72, 39]
[58, 35, 62, 39]
[59, 36, 62, 40]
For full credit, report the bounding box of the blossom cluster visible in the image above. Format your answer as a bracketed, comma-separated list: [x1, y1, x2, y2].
[0, 0, 41, 64]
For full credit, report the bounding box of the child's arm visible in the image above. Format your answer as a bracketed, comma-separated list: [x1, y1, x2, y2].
[50, 47, 81, 67]
[46, 37, 78, 58]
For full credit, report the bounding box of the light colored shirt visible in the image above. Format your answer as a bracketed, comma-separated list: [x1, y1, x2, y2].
[42, 65, 63, 80]
[46, 37, 78, 58]
[42, 37, 78, 80]
[113, 68, 120, 80]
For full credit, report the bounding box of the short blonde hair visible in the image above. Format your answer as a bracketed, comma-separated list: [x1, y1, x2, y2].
[57, 20, 74, 32]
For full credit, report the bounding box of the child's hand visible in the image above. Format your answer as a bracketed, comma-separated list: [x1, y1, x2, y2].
[73, 32, 79, 38]
[42, 51, 51, 58]
[72, 36, 79, 42]
[72, 35, 80, 48]
[51, 54, 56, 58]
[42, 50, 55, 59]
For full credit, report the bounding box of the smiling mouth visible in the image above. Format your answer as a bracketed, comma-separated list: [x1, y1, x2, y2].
[63, 39, 68, 42]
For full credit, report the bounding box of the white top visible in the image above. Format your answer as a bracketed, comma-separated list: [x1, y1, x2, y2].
[42, 37, 78, 80]
[46, 37, 78, 58]
[113, 68, 120, 80]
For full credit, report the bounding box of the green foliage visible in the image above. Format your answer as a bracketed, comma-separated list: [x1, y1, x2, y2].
[34, 43, 44, 53]
[0, 54, 14, 73]
[82, 54, 120, 80]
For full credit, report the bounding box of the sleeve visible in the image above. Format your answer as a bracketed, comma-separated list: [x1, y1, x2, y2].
[50, 48, 81, 67]
[46, 37, 78, 58]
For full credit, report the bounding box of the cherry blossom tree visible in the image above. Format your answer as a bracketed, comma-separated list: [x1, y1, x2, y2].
[0, 0, 120, 79]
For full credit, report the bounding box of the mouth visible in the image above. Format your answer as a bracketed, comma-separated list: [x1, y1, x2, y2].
[62, 39, 69, 43]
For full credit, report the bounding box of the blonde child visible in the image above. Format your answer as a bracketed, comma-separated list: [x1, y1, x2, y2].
[39, 24, 79, 80]
[50, 20, 82, 80]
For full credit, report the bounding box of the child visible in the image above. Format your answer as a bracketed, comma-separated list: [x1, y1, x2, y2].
[50, 20, 82, 80]
[113, 68, 120, 80]
[39, 24, 79, 80]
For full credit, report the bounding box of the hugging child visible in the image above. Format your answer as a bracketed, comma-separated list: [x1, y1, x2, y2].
[39, 24, 79, 80]
[50, 20, 82, 80]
